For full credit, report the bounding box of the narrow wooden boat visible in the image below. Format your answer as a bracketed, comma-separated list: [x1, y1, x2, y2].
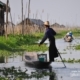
[23, 52, 51, 68]
[64, 36, 73, 42]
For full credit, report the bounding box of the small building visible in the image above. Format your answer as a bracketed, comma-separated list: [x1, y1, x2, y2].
[0, 1, 10, 35]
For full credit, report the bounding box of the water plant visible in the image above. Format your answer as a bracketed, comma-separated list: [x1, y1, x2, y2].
[75, 44, 80, 50]
[0, 66, 56, 80]
[55, 58, 80, 63]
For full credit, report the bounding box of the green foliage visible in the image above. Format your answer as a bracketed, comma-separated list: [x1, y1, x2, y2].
[20, 44, 48, 52]
[0, 66, 56, 80]
[0, 34, 47, 56]
[56, 58, 80, 63]
[71, 28, 80, 36]
[75, 44, 80, 50]
[56, 31, 68, 38]
[55, 29, 80, 38]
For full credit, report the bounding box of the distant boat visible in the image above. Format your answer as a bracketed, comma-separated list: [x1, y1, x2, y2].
[23, 52, 51, 68]
[64, 36, 73, 42]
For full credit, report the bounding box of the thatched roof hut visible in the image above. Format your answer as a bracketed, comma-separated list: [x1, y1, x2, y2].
[0, 1, 10, 12]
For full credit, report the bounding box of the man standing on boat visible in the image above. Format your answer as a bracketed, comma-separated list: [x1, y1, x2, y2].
[39, 21, 58, 62]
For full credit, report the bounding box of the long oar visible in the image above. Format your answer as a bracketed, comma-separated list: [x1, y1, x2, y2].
[57, 51, 66, 68]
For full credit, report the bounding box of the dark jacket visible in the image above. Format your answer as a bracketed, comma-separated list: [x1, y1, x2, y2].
[40, 27, 58, 61]
[40, 27, 56, 45]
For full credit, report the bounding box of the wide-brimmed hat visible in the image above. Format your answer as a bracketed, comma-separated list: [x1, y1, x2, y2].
[44, 21, 50, 26]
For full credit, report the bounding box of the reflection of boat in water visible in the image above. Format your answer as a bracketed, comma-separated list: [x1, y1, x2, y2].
[23, 52, 51, 68]
[64, 36, 73, 42]
[49, 66, 57, 80]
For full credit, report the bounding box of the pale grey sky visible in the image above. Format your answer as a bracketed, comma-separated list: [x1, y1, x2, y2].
[1, 0, 80, 26]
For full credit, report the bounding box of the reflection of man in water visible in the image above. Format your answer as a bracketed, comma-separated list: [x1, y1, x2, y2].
[39, 21, 58, 62]
[49, 66, 57, 80]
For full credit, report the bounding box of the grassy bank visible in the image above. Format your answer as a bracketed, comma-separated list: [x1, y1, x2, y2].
[0, 34, 48, 56]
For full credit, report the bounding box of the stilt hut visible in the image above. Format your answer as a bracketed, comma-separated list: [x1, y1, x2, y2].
[0, 1, 10, 35]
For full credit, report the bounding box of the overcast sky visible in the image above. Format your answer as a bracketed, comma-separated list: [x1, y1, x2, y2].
[1, 0, 80, 26]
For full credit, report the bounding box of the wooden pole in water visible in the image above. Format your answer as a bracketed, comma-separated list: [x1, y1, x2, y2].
[58, 51, 66, 68]
[5, 0, 9, 39]
[27, 0, 31, 24]
[5, 56, 8, 63]
[24, 2, 27, 31]
[25, 2, 27, 18]
[21, 0, 24, 35]
[9, 1, 14, 34]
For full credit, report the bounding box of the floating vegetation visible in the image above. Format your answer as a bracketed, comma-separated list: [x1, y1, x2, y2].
[75, 44, 80, 50]
[59, 52, 67, 54]
[55, 58, 80, 63]
[0, 66, 56, 80]
[63, 49, 66, 51]
[66, 45, 75, 50]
